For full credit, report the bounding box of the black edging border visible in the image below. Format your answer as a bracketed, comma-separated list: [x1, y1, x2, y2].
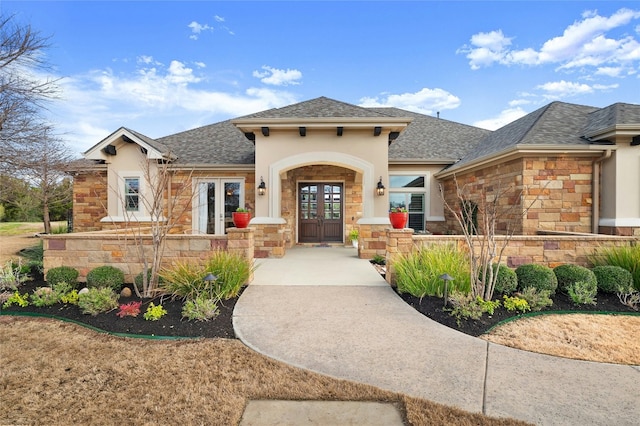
[0, 311, 201, 341]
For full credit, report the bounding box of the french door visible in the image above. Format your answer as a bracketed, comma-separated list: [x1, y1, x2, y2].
[195, 179, 244, 234]
[298, 182, 343, 243]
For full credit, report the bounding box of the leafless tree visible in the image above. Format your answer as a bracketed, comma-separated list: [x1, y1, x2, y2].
[441, 175, 543, 301]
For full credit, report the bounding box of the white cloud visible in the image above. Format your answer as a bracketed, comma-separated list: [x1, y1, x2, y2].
[536, 80, 618, 99]
[47, 61, 299, 153]
[596, 66, 623, 77]
[252, 66, 302, 86]
[473, 107, 527, 130]
[358, 88, 461, 115]
[188, 21, 213, 40]
[460, 8, 640, 72]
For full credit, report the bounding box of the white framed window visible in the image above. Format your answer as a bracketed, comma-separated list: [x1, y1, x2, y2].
[389, 173, 428, 232]
[124, 177, 140, 212]
[193, 178, 245, 235]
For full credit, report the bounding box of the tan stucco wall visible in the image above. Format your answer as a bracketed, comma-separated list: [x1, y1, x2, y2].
[254, 128, 389, 220]
[600, 141, 640, 229]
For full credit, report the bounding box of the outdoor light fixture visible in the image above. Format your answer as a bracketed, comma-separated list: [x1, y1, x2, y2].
[258, 177, 266, 196]
[376, 177, 385, 196]
[203, 273, 218, 283]
[439, 273, 454, 307]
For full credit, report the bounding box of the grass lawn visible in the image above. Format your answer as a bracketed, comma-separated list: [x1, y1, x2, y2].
[0, 317, 529, 426]
[0, 221, 66, 236]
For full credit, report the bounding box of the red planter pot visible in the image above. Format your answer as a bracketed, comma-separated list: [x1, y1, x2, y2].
[232, 212, 251, 228]
[389, 212, 408, 229]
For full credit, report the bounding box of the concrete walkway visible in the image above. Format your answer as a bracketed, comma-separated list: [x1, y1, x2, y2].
[233, 246, 640, 425]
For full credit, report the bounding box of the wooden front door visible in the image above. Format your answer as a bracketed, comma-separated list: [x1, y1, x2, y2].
[298, 183, 343, 243]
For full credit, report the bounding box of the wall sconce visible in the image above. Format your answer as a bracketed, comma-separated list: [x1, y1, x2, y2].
[376, 177, 385, 196]
[258, 177, 266, 196]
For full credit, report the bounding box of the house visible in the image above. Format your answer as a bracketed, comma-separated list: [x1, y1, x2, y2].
[73, 97, 640, 259]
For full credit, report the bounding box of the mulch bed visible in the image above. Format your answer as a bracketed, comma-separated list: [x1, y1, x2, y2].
[1, 279, 241, 339]
[2, 275, 637, 339]
[395, 290, 638, 337]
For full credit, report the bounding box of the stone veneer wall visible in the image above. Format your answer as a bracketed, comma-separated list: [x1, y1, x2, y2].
[251, 224, 287, 258]
[439, 156, 596, 236]
[72, 169, 256, 234]
[385, 232, 638, 286]
[281, 165, 360, 245]
[72, 170, 108, 232]
[42, 229, 244, 283]
[357, 224, 388, 259]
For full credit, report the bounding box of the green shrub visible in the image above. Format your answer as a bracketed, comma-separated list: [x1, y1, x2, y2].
[160, 251, 254, 301]
[182, 296, 220, 321]
[503, 295, 530, 313]
[589, 245, 640, 290]
[395, 243, 471, 298]
[143, 302, 167, 321]
[0, 260, 29, 291]
[515, 264, 558, 294]
[30, 287, 59, 307]
[553, 264, 597, 293]
[370, 254, 386, 265]
[488, 264, 517, 295]
[86, 266, 125, 292]
[78, 287, 119, 315]
[46, 266, 79, 288]
[567, 280, 597, 305]
[592, 265, 634, 294]
[518, 287, 553, 311]
[204, 250, 254, 299]
[2, 291, 29, 308]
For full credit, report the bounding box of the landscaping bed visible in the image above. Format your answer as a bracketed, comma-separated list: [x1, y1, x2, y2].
[1, 279, 241, 339]
[396, 290, 638, 337]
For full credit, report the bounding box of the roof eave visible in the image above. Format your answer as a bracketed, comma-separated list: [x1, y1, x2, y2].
[435, 144, 617, 179]
[584, 124, 640, 140]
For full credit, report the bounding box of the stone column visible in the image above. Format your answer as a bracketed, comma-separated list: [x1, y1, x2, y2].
[385, 228, 414, 286]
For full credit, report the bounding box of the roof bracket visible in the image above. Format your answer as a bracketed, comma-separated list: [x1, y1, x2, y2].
[261, 127, 270, 137]
[632, 135, 640, 146]
[373, 126, 382, 137]
[337, 127, 343, 136]
[299, 127, 306, 137]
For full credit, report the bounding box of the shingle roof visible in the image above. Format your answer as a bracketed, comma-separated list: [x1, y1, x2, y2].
[375, 108, 491, 162]
[583, 103, 640, 137]
[243, 96, 391, 119]
[445, 101, 600, 173]
[157, 120, 255, 165]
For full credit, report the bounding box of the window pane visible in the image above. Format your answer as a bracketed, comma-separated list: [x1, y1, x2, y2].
[389, 193, 406, 211]
[124, 178, 139, 212]
[390, 175, 424, 188]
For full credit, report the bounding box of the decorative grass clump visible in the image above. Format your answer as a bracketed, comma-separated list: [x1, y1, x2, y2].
[515, 264, 558, 295]
[488, 264, 518, 295]
[588, 245, 640, 290]
[394, 243, 471, 298]
[86, 266, 125, 292]
[592, 265, 634, 294]
[160, 250, 254, 301]
[553, 264, 597, 293]
[45, 266, 79, 288]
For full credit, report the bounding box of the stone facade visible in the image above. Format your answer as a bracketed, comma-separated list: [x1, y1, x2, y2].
[439, 156, 596, 235]
[72, 170, 108, 232]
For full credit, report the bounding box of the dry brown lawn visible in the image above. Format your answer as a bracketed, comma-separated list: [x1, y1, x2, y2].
[482, 314, 640, 365]
[0, 317, 529, 426]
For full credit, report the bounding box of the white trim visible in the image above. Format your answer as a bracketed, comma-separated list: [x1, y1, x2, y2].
[250, 217, 287, 225]
[427, 216, 445, 222]
[100, 216, 166, 223]
[269, 151, 376, 219]
[357, 217, 391, 225]
[599, 218, 640, 227]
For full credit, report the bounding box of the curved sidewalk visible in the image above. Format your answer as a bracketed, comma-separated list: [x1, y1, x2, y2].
[233, 247, 640, 425]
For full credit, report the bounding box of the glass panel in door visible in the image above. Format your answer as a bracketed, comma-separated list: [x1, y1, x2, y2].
[196, 179, 243, 235]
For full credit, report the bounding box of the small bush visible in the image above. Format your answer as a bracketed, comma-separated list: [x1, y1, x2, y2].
[182, 296, 220, 321]
[592, 265, 634, 294]
[589, 245, 640, 290]
[447, 292, 499, 326]
[78, 287, 119, 315]
[160, 251, 254, 301]
[567, 281, 597, 305]
[617, 291, 639, 311]
[395, 243, 471, 298]
[2, 291, 29, 308]
[518, 287, 553, 311]
[370, 254, 386, 265]
[46, 266, 79, 288]
[554, 264, 597, 293]
[117, 301, 142, 318]
[30, 287, 59, 307]
[515, 264, 558, 294]
[143, 302, 167, 321]
[86, 266, 125, 292]
[488, 264, 517, 295]
[502, 295, 530, 313]
[0, 260, 30, 291]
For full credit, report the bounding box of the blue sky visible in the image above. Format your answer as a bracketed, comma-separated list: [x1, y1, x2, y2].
[6, 1, 640, 154]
